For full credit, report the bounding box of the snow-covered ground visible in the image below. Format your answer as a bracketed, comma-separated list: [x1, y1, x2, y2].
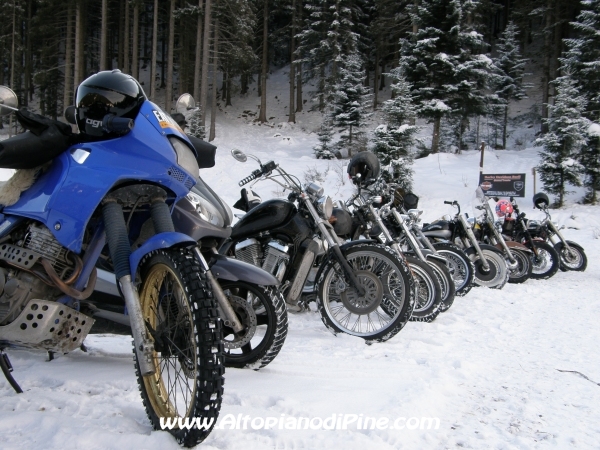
[1, 69, 600, 449]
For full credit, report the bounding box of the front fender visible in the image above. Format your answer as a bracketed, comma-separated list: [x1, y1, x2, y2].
[553, 240, 583, 253]
[210, 254, 280, 286]
[130, 232, 197, 276]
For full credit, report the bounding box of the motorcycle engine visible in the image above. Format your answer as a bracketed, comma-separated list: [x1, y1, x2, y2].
[0, 224, 75, 325]
[235, 238, 290, 281]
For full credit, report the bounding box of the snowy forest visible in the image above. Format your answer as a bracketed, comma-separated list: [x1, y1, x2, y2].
[1, 0, 599, 204]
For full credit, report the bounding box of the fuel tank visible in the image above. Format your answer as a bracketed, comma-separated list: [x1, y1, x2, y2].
[231, 199, 297, 241]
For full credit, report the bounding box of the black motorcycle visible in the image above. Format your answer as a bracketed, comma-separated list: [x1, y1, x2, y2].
[422, 200, 509, 289]
[222, 150, 415, 342]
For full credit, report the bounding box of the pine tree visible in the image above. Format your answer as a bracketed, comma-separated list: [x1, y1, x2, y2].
[536, 75, 588, 208]
[188, 108, 206, 140]
[399, 0, 493, 153]
[372, 69, 418, 189]
[314, 116, 336, 159]
[492, 21, 529, 149]
[329, 51, 372, 154]
[561, 0, 600, 203]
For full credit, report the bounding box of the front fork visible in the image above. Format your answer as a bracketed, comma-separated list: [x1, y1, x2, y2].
[303, 195, 365, 295]
[547, 220, 573, 253]
[458, 214, 490, 271]
[487, 219, 517, 267]
[102, 198, 244, 377]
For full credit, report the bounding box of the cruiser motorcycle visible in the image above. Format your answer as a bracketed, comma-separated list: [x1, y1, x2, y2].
[471, 188, 533, 284]
[422, 200, 509, 289]
[222, 150, 415, 342]
[0, 80, 234, 446]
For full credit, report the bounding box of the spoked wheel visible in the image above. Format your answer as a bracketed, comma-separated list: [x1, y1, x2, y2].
[316, 244, 414, 342]
[529, 241, 560, 279]
[506, 248, 532, 284]
[405, 256, 443, 322]
[432, 242, 475, 297]
[427, 258, 456, 312]
[556, 241, 587, 272]
[135, 249, 223, 447]
[465, 246, 509, 289]
[220, 281, 288, 370]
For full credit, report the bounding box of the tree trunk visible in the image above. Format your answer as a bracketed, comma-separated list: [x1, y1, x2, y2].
[63, 1, 74, 110]
[193, 0, 203, 100]
[150, 0, 159, 101]
[23, 0, 33, 107]
[295, 0, 303, 113]
[502, 104, 508, 149]
[541, 2, 553, 134]
[74, 0, 84, 87]
[226, 74, 232, 106]
[124, 0, 130, 74]
[200, 0, 212, 126]
[100, 0, 107, 71]
[209, 19, 219, 141]
[431, 116, 441, 153]
[379, 64, 385, 90]
[132, 1, 139, 79]
[165, 0, 175, 112]
[288, 0, 296, 123]
[373, 47, 379, 109]
[258, 0, 269, 123]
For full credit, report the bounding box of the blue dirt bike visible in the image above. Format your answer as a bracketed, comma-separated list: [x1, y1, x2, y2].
[0, 73, 275, 447]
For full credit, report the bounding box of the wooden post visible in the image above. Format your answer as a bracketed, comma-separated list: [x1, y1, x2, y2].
[479, 141, 485, 174]
[532, 167, 537, 194]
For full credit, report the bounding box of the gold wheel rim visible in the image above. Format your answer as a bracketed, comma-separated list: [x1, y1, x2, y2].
[139, 263, 197, 421]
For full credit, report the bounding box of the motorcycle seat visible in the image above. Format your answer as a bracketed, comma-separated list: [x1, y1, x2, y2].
[0, 109, 73, 170]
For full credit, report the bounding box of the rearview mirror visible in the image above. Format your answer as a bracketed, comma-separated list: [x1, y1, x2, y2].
[64, 105, 77, 124]
[231, 149, 247, 162]
[0, 85, 18, 116]
[175, 93, 196, 114]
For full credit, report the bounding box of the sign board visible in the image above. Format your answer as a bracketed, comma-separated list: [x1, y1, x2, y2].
[478, 173, 526, 197]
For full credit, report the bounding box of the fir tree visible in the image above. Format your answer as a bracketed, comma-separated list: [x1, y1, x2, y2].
[399, 0, 493, 153]
[536, 75, 588, 208]
[329, 51, 372, 154]
[492, 21, 529, 149]
[314, 116, 336, 159]
[371, 69, 418, 189]
[581, 126, 600, 203]
[187, 108, 206, 140]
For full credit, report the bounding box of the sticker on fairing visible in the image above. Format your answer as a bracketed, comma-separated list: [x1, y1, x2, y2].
[152, 109, 182, 131]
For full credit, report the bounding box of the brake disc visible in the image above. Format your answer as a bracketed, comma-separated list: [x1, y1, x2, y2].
[340, 270, 383, 315]
[222, 295, 258, 350]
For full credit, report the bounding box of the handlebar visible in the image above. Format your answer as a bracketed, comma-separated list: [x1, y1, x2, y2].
[444, 200, 461, 215]
[103, 114, 134, 135]
[239, 169, 263, 186]
[238, 160, 278, 186]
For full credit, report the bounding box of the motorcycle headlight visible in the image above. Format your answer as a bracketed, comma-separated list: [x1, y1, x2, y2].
[186, 190, 225, 226]
[169, 136, 199, 178]
[466, 217, 475, 228]
[317, 196, 333, 220]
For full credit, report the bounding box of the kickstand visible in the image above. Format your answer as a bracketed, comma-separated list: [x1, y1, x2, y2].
[0, 350, 23, 394]
[47, 351, 55, 361]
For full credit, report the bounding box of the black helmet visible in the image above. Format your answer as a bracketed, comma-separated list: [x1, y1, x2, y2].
[533, 192, 549, 210]
[331, 208, 353, 237]
[75, 70, 146, 138]
[347, 152, 380, 186]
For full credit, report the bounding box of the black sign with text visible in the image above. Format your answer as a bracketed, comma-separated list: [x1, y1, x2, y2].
[478, 173, 526, 197]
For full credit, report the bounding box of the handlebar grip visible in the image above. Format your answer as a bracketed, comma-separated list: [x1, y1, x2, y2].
[444, 201, 453, 205]
[239, 169, 262, 186]
[103, 114, 134, 135]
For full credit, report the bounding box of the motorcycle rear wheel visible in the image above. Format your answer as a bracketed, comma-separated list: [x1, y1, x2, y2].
[220, 281, 288, 370]
[316, 244, 414, 342]
[135, 248, 223, 447]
